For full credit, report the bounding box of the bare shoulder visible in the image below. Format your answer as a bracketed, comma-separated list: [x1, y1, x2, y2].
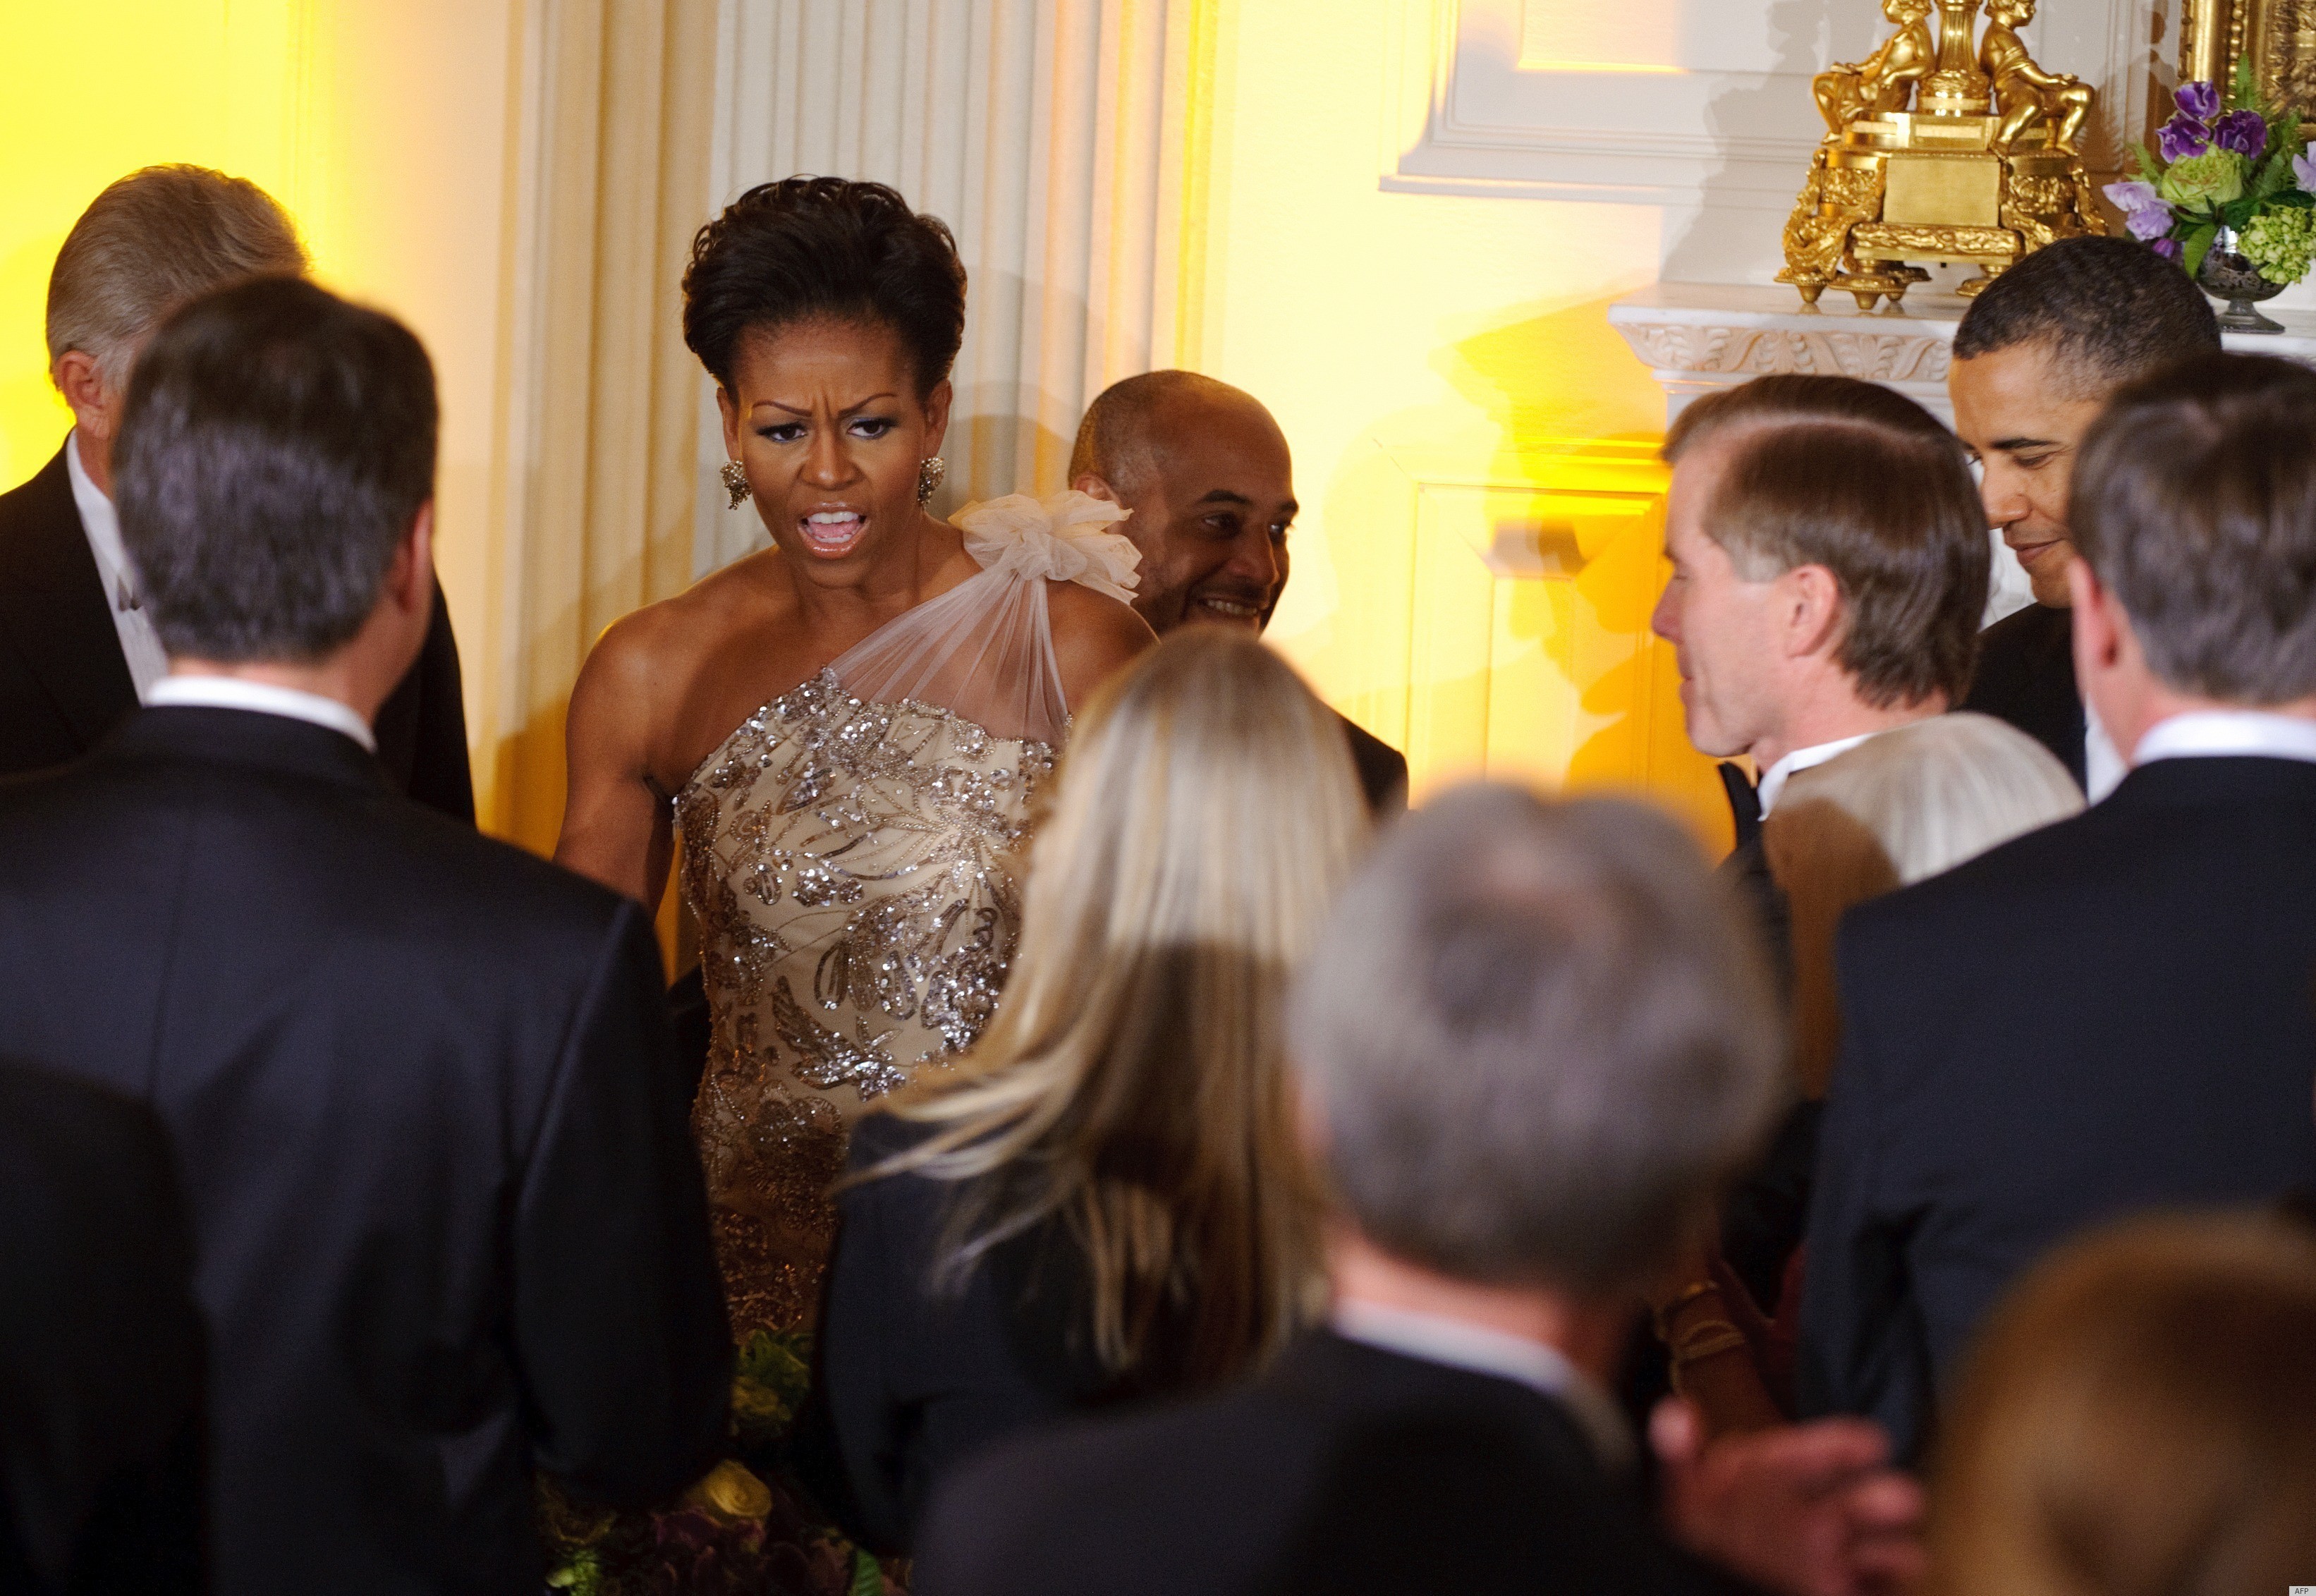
[568, 552, 789, 774]
[1046, 579, 1156, 711]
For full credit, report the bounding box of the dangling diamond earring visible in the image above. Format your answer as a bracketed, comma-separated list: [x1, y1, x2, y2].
[916, 456, 946, 508]
[721, 459, 750, 509]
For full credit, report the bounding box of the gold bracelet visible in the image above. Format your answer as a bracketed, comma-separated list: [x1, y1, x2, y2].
[1652, 1279, 1722, 1344]
[1669, 1320, 1750, 1365]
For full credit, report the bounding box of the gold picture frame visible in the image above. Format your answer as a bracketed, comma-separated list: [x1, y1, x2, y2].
[2181, 0, 2316, 111]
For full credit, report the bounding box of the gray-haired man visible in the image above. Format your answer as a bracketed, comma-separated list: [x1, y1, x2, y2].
[0, 163, 474, 820]
[916, 785, 1923, 1596]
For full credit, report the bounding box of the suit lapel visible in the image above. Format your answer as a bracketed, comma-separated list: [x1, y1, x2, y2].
[0, 444, 139, 748]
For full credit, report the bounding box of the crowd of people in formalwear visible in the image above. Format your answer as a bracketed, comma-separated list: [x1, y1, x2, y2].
[1, 165, 2312, 1596]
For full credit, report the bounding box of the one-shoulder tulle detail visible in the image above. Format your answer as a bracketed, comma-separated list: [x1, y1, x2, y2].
[676, 491, 1133, 1335]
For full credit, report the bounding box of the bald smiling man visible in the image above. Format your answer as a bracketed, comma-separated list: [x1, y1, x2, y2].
[1070, 371, 1408, 814]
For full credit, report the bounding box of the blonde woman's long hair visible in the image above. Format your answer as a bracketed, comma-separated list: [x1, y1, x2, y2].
[876, 627, 1368, 1387]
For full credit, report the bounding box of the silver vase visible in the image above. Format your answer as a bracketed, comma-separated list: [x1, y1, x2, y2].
[2198, 224, 2289, 334]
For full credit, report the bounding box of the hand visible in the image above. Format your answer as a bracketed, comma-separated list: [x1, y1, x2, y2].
[1652, 1400, 1926, 1596]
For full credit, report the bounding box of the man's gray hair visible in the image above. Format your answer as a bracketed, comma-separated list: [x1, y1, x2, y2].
[1287, 784, 1782, 1293]
[47, 165, 307, 393]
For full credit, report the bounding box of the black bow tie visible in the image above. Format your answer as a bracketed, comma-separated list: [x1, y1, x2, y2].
[1719, 761, 1761, 848]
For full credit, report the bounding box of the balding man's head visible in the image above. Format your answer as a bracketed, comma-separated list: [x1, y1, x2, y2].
[1070, 371, 1296, 633]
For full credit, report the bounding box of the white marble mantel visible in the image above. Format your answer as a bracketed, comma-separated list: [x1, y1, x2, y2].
[1608, 283, 2316, 425]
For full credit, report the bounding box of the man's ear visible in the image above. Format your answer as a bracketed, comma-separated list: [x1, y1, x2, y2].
[51, 350, 117, 438]
[1073, 472, 1121, 506]
[391, 502, 436, 616]
[1779, 564, 1845, 661]
[2068, 554, 2122, 678]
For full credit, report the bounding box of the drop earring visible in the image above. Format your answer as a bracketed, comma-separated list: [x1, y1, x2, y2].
[916, 456, 946, 508]
[721, 459, 750, 509]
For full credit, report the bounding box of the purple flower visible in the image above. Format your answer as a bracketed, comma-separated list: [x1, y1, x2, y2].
[2295, 150, 2316, 191]
[2158, 111, 2213, 162]
[2212, 108, 2268, 156]
[2104, 180, 2177, 240]
[2177, 79, 2222, 120]
[2151, 236, 2184, 261]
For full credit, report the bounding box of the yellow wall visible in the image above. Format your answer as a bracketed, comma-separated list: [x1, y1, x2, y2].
[0, 0, 518, 817]
[1, 0, 1730, 855]
[1193, 0, 1729, 848]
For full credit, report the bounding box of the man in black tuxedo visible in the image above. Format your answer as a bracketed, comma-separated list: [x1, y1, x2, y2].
[1070, 369, 1408, 813]
[0, 276, 731, 1593]
[0, 1061, 205, 1593]
[1648, 376, 1989, 1313]
[0, 163, 474, 821]
[1950, 236, 2221, 795]
[1802, 354, 2316, 1464]
[915, 786, 1925, 1596]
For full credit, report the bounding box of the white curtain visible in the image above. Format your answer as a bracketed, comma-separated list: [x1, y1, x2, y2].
[695, 0, 1215, 573]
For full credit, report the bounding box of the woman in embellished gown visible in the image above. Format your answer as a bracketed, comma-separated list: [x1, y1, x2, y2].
[556, 176, 1153, 1342]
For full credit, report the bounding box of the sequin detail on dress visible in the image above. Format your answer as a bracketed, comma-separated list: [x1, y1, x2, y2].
[679, 668, 1054, 1334]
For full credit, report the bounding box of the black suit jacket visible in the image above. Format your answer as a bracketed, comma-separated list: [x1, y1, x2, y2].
[1800, 755, 2316, 1461]
[800, 1115, 1190, 1557]
[915, 1331, 1753, 1596]
[1340, 712, 1409, 816]
[0, 1061, 205, 1595]
[0, 707, 731, 1595]
[1960, 603, 2083, 789]
[0, 444, 476, 822]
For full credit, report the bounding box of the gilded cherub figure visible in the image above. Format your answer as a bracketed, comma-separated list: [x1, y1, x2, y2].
[1981, 0, 2091, 152]
[1814, 0, 1937, 134]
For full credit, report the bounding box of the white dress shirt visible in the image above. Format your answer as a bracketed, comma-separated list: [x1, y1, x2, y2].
[2083, 705, 2126, 802]
[1329, 1298, 1635, 1474]
[1755, 731, 1881, 818]
[147, 675, 377, 753]
[2131, 708, 2316, 768]
[64, 431, 170, 701]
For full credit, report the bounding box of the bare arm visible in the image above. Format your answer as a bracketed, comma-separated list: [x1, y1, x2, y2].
[555, 614, 679, 910]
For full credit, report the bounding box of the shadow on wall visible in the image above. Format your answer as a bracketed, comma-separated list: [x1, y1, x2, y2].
[1662, 0, 1843, 286]
[1289, 291, 1731, 853]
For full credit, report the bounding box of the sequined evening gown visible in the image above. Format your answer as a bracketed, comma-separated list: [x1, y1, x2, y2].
[675, 492, 1140, 1336]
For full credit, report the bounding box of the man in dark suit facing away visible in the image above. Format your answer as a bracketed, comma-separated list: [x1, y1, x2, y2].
[0, 163, 474, 821]
[0, 276, 731, 1594]
[916, 787, 1925, 1596]
[1950, 235, 2221, 796]
[1802, 354, 2316, 1463]
[0, 1062, 205, 1593]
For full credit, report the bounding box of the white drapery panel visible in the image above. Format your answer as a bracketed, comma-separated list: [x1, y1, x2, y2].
[696, 0, 1215, 574]
[483, 0, 718, 853]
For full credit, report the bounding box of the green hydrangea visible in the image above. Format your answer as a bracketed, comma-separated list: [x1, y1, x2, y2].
[2242, 207, 2316, 283]
[2159, 149, 2250, 207]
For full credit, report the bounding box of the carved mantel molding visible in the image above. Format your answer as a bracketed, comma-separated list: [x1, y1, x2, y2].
[1609, 283, 2316, 425]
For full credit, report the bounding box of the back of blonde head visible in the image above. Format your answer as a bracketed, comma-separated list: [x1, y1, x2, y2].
[1927, 1214, 2316, 1596]
[887, 628, 1367, 1384]
[1766, 714, 2080, 1095]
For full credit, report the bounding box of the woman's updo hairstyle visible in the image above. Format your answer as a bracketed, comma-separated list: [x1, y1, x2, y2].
[681, 176, 967, 400]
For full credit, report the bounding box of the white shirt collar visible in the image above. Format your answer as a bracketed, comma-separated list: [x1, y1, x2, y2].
[63, 430, 132, 587]
[1329, 1299, 1635, 1475]
[147, 674, 378, 754]
[63, 430, 170, 701]
[2132, 709, 2316, 769]
[1756, 731, 1879, 817]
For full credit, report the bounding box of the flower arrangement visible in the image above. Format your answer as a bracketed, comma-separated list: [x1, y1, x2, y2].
[540, 1329, 891, 1596]
[2104, 59, 2316, 286]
